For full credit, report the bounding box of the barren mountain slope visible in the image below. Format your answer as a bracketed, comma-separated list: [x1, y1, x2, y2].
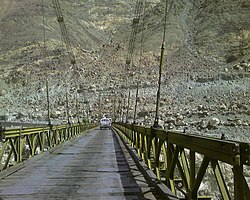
[0, 0, 249, 141]
[115, 0, 250, 64]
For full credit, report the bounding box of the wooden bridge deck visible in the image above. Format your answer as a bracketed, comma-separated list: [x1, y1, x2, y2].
[0, 128, 162, 200]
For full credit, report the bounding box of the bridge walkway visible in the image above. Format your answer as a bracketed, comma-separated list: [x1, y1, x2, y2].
[0, 128, 162, 200]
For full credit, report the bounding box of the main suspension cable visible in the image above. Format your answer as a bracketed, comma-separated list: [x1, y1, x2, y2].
[133, 0, 146, 124]
[52, 0, 76, 65]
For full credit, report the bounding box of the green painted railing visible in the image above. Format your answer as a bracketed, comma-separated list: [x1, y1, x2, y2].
[0, 123, 96, 171]
[113, 123, 250, 200]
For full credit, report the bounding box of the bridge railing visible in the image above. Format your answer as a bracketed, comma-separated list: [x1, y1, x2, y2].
[0, 123, 95, 171]
[112, 122, 250, 200]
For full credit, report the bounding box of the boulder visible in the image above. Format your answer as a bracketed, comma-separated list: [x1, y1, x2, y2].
[240, 61, 249, 70]
[242, 122, 249, 126]
[137, 110, 149, 118]
[160, 100, 166, 107]
[230, 104, 238, 110]
[233, 64, 244, 70]
[219, 103, 227, 110]
[198, 111, 210, 117]
[228, 118, 244, 126]
[167, 122, 174, 130]
[189, 121, 200, 126]
[16, 112, 25, 119]
[158, 119, 164, 128]
[223, 121, 232, 126]
[208, 118, 220, 128]
[175, 120, 186, 126]
[0, 89, 6, 96]
[199, 120, 208, 129]
[165, 117, 175, 123]
[176, 113, 184, 120]
[234, 119, 243, 126]
[198, 104, 206, 111]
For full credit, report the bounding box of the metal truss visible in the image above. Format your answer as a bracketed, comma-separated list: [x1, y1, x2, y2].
[113, 123, 250, 200]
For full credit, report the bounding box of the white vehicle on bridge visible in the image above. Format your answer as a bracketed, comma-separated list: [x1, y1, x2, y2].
[100, 117, 111, 129]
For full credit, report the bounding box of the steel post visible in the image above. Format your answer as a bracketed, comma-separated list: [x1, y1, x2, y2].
[133, 82, 139, 124]
[153, 0, 168, 128]
[126, 89, 131, 123]
[46, 80, 51, 126]
[66, 91, 70, 124]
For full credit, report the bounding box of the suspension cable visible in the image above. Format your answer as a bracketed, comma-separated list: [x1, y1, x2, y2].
[125, 0, 145, 122]
[133, 0, 146, 123]
[52, 0, 76, 65]
[153, 0, 168, 128]
[42, 0, 51, 125]
[42, 0, 46, 54]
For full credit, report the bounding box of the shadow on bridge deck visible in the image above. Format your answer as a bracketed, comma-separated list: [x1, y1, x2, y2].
[0, 128, 163, 200]
[111, 129, 163, 200]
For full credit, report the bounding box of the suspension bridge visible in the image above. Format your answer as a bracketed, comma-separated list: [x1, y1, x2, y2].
[0, 0, 249, 200]
[0, 122, 249, 199]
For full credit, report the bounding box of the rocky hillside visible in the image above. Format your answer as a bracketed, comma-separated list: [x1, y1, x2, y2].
[0, 0, 136, 120]
[0, 0, 249, 141]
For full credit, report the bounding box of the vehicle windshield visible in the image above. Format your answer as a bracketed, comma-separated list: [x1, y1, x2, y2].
[101, 118, 110, 122]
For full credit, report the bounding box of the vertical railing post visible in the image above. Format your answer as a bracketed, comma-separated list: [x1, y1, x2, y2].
[147, 126, 156, 170]
[166, 142, 176, 194]
[47, 129, 51, 147]
[189, 151, 195, 200]
[18, 129, 22, 163]
[155, 139, 163, 180]
[233, 164, 245, 200]
[0, 124, 5, 142]
[130, 123, 134, 146]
